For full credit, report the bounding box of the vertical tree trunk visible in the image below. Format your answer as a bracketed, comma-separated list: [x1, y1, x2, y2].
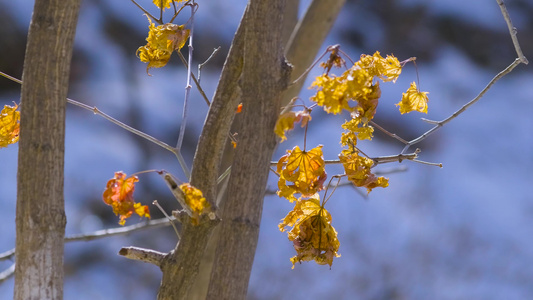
[15, 1, 81, 299]
[206, 0, 290, 298]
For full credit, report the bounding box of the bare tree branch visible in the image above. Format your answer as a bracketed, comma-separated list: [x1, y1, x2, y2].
[399, 1, 528, 154]
[176, 2, 197, 152]
[0, 264, 15, 284]
[119, 247, 166, 267]
[0, 249, 15, 261]
[496, 0, 529, 64]
[65, 217, 174, 242]
[0, 218, 174, 285]
[0, 72, 191, 178]
[401, 58, 523, 153]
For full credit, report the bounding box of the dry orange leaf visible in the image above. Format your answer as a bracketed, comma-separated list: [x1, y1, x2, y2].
[102, 171, 150, 225]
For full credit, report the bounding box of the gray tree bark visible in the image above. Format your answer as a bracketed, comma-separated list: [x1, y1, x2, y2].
[156, 0, 345, 298]
[205, 0, 290, 298]
[14, 1, 81, 299]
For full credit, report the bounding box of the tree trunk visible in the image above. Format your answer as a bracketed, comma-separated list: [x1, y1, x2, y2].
[14, 1, 81, 299]
[283, 0, 346, 103]
[205, 0, 290, 298]
[157, 0, 344, 298]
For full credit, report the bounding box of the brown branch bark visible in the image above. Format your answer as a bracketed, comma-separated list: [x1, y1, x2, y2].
[157, 213, 220, 299]
[187, 3, 299, 299]
[205, 0, 291, 298]
[155, 7, 248, 300]
[14, 1, 81, 299]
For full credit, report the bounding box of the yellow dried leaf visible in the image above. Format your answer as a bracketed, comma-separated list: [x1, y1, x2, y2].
[341, 118, 374, 141]
[279, 195, 340, 268]
[152, 0, 185, 9]
[396, 82, 429, 114]
[310, 74, 351, 115]
[357, 51, 402, 83]
[0, 103, 20, 148]
[277, 145, 327, 200]
[339, 150, 388, 193]
[274, 110, 311, 142]
[136, 17, 190, 74]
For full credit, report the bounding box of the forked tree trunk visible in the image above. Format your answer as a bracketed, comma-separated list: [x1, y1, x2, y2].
[15, 1, 81, 299]
[158, 0, 345, 298]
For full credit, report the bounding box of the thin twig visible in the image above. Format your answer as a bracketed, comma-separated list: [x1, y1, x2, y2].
[178, 51, 240, 145]
[0, 217, 175, 283]
[0, 264, 15, 284]
[401, 58, 522, 154]
[217, 166, 232, 185]
[177, 51, 210, 106]
[130, 0, 160, 24]
[271, 151, 421, 167]
[159, 0, 163, 22]
[322, 175, 343, 205]
[153, 200, 181, 239]
[0, 71, 22, 84]
[118, 246, 166, 267]
[176, 3, 196, 151]
[0, 72, 191, 178]
[400, 1, 528, 153]
[369, 120, 409, 144]
[170, 1, 191, 24]
[265, 165, 408, 196]
[0, 248, 15, 261]
[497, 0, 529, 64]
[65, 217, 173, 242]
[69, 98, 190, 178]
[198, 47, 221, 83]
[0, 217, 174, 282]
[289, 48, 330, 86]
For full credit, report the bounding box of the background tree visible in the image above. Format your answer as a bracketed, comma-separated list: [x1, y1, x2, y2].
[14, 0, 81, 299]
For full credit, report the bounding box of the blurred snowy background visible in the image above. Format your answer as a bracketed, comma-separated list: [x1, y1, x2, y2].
[1, 0, 532, 299]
